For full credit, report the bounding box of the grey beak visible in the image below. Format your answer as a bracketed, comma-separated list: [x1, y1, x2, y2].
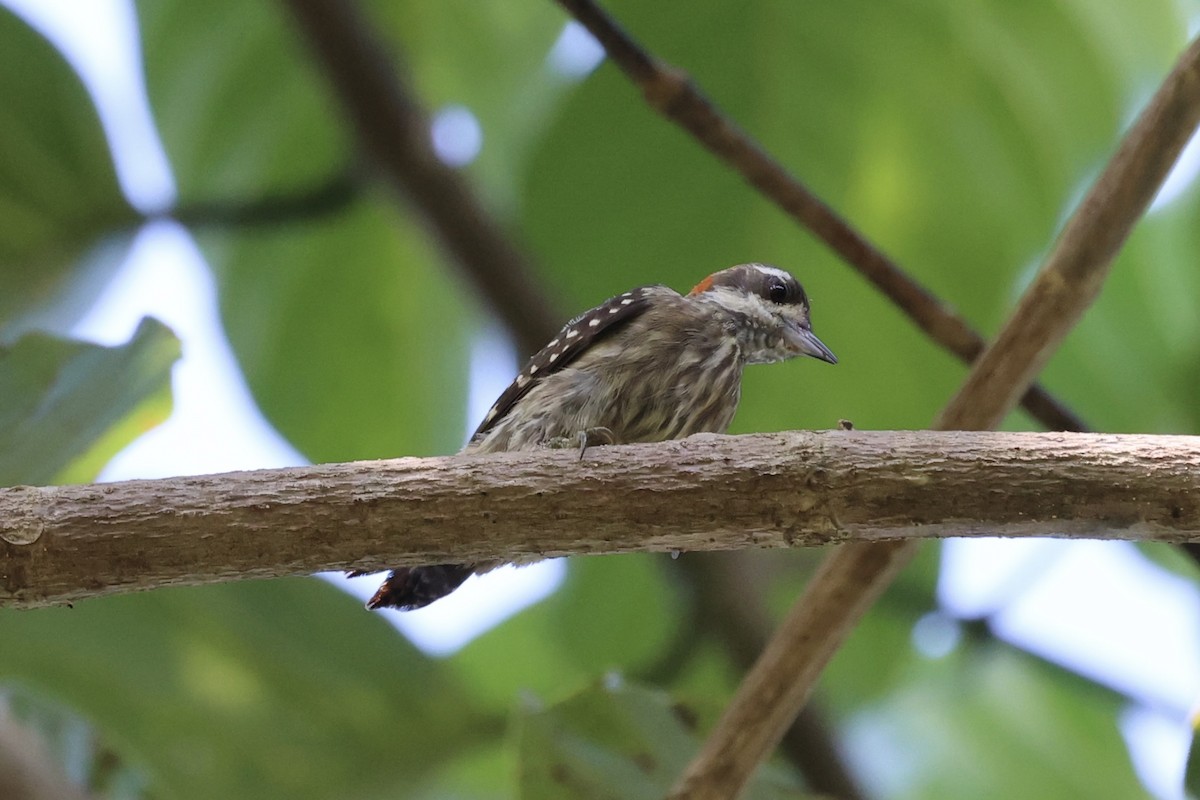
[786, 326, 838, 364]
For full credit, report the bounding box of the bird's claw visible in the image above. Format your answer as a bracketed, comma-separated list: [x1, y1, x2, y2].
[577, 426, 617, 459]
[546, 427, 617, 459]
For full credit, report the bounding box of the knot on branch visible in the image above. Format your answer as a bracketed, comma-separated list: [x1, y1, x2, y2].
[642, 64, 694, 116]
[0, 487, 45, 546]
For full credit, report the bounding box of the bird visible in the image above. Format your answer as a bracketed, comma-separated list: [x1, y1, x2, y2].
[361, 262, 837, 611]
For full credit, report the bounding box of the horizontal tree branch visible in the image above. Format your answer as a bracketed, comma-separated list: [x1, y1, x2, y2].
[1, 430, 1197, 608]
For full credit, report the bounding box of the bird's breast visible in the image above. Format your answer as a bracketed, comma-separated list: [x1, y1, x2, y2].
[601, 337, 743, 442]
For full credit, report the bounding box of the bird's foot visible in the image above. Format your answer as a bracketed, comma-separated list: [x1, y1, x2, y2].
[546, 426, 617, 460]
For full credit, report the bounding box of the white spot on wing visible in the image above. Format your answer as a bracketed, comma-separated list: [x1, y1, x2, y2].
[620, 298, 633, 305]
[547, 338, 559, 348]
[529, 364, 539, 374]
[516, 374, 529, 387]
[566, 329, 580, 339]
[549, 352, 559, 362]
[588, 318, 601, 327]
[608, 307, 620, 314]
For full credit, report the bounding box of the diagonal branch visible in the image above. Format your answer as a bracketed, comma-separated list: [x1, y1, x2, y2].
[934, 40, 1200, 431]
[3, 431, 1199, 608]
[553, 0, 1086, 433]
[668, 35, 1200, 800]
[279, 0, 562, 358]
[674, 553, 867, 800]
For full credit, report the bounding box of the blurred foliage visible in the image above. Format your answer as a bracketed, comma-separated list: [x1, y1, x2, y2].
[0, 6, 138, 339]
[4, 685, 150, 798]
[844, 642, 1149, 798]
[0, 580, 500, 799]
[0, 317, 178, 487]
[1187, 711, 1200, 799]
[0, 0, 1197, 797]
[517, 680, 809, 799]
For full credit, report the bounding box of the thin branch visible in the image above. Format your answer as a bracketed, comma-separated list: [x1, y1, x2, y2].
[278, 0, 562, 357]
[3, 431, 1200, 608]
[669, 36, 1200, 800]
[552, 0, 1086, 434]
[641, 556, 866, 796]
[165, 169, 361, 230]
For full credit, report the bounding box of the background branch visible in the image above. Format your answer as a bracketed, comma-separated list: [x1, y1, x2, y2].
[674, 553, 867, 800]
[553, 0, 1086, 433]
[279, 0, 562, 357]
[668, 35, 1200, 800]
[3, 431, 1199, 608]
[165, 169, 361, 230]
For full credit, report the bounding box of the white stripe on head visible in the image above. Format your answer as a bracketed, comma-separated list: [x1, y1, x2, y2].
[746, 263, 791, 281]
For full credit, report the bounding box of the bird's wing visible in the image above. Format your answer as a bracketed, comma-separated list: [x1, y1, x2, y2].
[470, 285, 664, 438]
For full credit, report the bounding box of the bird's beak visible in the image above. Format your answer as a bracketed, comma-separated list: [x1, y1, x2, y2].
[785, 326, 838, 364]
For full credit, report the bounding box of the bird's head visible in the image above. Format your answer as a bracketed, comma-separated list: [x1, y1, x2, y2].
[689, 263, 837, 365]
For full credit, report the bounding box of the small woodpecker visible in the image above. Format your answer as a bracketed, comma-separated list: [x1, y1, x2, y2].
[362, 263, 837, 610]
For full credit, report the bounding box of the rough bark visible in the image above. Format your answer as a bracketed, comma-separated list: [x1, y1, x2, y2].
[1, 430, 1197, 608]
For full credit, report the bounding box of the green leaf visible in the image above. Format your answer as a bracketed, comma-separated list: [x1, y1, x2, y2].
[135, 1, 347, 203]
[138, 0, 546, 459]
[845, 644, 1148, 798]
[820, 541, 943, 708]
[368, 0, 569, 208]
[1133, 540, 1200, 584]
[519, 0, 1184, 434]
[453, 556, 682, 714]
[137, 0, 564, 207]
[517, 680, 810, 800]
[407, 740, 515, 800]
[0, 317, 179, 487]
[1049, 187, 1200, 432]
[1185, 712, 1200, 800]
[198, 196, 471, 460]
[4, 684, 150, 797]
[0, 7, 137, 335]
[0, 579, 499, 800]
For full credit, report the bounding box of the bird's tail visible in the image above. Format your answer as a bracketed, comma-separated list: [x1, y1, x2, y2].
[356, 564, 475, 611]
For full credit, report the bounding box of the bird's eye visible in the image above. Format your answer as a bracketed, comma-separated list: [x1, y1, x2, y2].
[768, 282, 789, 303]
